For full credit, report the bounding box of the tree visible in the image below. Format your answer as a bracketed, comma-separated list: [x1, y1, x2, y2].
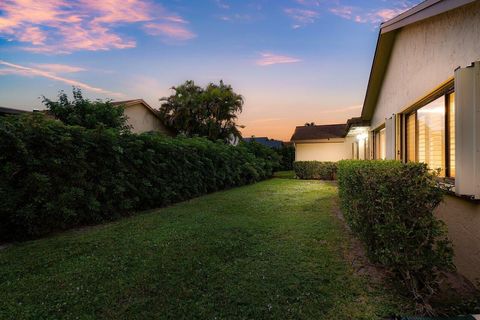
[159, 80, 244, 141]
[304, 122, 315, 126]
[43, 87, 130, 131]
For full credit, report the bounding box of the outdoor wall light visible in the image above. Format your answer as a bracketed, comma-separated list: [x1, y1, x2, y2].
[356, 133, 368, 141]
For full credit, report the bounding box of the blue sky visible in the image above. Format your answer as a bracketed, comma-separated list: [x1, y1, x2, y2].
[0, 0, 421, 140]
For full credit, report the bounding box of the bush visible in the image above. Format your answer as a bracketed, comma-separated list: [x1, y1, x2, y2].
[43, 88, 130, 131]
[0, 114, 277, 241]
[276, 144, 295, 171]
[337, 160, 454, 313]
[293, 161, 337, 180]
[241, 140, 281, 174]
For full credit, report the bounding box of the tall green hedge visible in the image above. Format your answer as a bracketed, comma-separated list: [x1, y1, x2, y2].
[0, 114, 277, 241]
[293, 161, 337, 180]
[337, 160, 453, 312]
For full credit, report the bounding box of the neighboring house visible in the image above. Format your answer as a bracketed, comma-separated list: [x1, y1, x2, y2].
[243, 137, 284, 149]
[0, 107, 30, 116]
[112, 99, 173, 135]
[290, 124, 355, 161]
[343, 0, 480, 284]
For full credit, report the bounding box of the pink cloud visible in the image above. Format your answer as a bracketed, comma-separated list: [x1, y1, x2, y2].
[143, 22, 196, 41]
[0, 60, 123, 97]
[294, 0, 321, 7]
[284, 8, 319, 26]
[0, 0, 195, 54]
[329, 6, 354, 20]
[33, 63, 86, 73]
[330, 3, 414, 25]
[256, 53, 301, 66]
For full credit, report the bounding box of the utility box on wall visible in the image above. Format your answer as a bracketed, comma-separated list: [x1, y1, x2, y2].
[454, 61, 480, 200]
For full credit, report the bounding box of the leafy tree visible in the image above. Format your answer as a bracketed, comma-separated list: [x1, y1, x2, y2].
[276, 144, 295, 170]
[159, 80, 244, 141]
[43, 87, 130, 131]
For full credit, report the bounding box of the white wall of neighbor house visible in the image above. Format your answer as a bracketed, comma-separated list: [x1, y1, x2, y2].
[368, 2, 480, 286]
[371, 1, 480, 130]
[295, 137, 355, 162]
[124, 103, 169, 134]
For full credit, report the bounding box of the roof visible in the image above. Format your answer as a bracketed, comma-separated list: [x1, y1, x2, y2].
[112, 99, 160, 119]
[0, 107, 30, 115]
[361, 0, 476, 121]
[290, 124, 347, 142]
[243, 137, 284, 148]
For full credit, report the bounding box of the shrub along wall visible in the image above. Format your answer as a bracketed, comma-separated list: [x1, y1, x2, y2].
[293, 161, 337, 180]
[0, 115, 278, 241]
[337, 160, 454, 313]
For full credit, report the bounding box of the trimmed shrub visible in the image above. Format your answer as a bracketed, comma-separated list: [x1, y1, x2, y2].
[337, 160, 454, 313]
[0, 114, 277, 241]
[293, 161, 337, 180]
[276, 144, 295, 171]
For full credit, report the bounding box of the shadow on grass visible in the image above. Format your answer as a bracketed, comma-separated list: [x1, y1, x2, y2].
[273, 171, 295, 179]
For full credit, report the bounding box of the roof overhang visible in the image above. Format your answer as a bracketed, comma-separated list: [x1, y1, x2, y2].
[361, 0, 477, 121]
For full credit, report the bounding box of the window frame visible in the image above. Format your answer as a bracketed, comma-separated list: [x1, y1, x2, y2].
[401, 88, 455, 178]
[373, 124, 386, 160]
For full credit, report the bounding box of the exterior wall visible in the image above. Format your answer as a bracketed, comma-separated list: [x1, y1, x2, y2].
[369, 3, 480, 285]
[435, 196, 480, 284]
[124, 103, 169, 134]
[295, 137, 355, 161]
[371, 1, 480, 129]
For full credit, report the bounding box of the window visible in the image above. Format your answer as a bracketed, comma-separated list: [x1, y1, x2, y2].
[404, 92, 455, 178]
[374, 127, 386, 160]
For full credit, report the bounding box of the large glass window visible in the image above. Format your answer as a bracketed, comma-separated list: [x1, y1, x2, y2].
[448, 93, 455, 177]
[374, 127, 386, 160]
[404, 92, 455, 178]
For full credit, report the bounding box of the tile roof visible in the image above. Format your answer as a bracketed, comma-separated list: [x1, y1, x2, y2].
[290, 124, 347, 141]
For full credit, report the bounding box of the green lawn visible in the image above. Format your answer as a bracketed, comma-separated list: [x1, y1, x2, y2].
[0, 175, 410, 319]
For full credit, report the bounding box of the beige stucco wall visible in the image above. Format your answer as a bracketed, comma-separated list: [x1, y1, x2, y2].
[295, 137, 355, 162]
[371, 1, 480, 129]
[370, 2, 480, 285]
[124, 103, 169, 134]
[435, 196, 480, 284]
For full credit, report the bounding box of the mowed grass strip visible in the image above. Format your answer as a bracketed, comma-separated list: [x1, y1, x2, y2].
[0, 177, 411, 319]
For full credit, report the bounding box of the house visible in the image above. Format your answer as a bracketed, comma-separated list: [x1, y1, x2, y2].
[344, 0, 480, 284]
[243, 137, 284, 149]
[0, 107, 30, 116]
[112, 99, 173, 135]
[290, 123, 356, 161]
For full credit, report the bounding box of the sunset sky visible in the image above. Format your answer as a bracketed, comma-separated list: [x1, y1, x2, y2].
[0, 0, 421, 140]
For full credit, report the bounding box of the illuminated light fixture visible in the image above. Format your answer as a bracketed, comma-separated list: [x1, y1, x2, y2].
[356, 133, 368, 141]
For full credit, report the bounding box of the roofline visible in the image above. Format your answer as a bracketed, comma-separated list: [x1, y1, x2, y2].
[0, 107, 31, 115]
[360, 0, 476, 121]
[293, 123, 346, 129]
[113, 99, 161, 119]
[380, 0, 475, 34]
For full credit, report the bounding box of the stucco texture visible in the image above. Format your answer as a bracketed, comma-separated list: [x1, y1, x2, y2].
[372, 1, 480, 129]
[435, 196, 480, 285]
[370, 2, 480, 285]
[124, 103, 170, 134]
[295, 137, 354, 162]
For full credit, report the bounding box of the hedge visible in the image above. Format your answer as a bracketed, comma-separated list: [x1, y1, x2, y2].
[337, 160, 454, 312]
[0, 114, 278, 241]
[293, 161, 337, 180]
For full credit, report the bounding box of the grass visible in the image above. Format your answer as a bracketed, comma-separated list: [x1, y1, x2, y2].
[0, 175, 411, 319]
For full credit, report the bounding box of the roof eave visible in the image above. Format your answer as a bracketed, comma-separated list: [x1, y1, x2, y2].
[360, 0, 477, 122]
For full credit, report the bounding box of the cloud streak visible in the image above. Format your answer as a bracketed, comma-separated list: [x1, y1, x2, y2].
[329, 2, 417, 25]
[256, 53, 301, 66]
[0, 0, 195, 54]
[0, 60, 123, 97]
[284, 8, 319, 28]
